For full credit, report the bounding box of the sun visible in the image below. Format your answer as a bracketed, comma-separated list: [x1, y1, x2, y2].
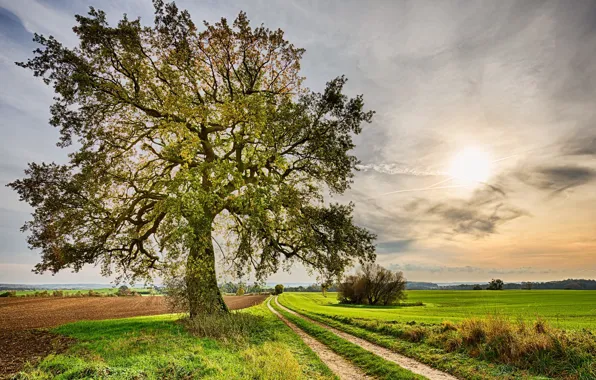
[448, 147, 492, 184]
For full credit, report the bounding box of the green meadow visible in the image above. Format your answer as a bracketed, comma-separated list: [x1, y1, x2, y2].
[16, 302, 335, 380]
[280, 290, 596, 330]
[279, 291, 596, 379]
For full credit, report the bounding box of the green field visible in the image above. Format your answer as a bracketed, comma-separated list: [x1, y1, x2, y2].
[279, 291, 596, 379]
[17, 301, 336, 380]
[280, 290, 596, 330]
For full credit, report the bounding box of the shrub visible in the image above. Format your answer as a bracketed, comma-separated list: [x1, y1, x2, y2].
[52, 290, 64, 297]
[236, 287, 245, 296]
[274, 284, 284, 295]
[338, 263, 406, 305]
[487, 279, 504, 290]
[0, 290, 17, 297]
[117, 285, 131, 296]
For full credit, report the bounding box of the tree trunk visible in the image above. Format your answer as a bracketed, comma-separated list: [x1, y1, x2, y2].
[186, 226, 228, 318]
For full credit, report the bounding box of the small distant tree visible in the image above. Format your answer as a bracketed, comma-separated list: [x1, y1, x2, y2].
[472, 285, 483, 290]
[274, 284, 284, 295]
[487, 279, 504, 290]
[522, 282, 533, 290]
[317, 268, 337, 298]
[236, 287, 245, 296]
[117, 285, 131, 296]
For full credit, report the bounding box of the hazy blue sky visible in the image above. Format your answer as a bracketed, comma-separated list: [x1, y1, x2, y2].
[1, 0, 595, 285]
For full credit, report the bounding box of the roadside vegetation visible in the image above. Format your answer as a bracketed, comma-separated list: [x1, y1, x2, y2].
[280, 292, 596, 379]
[15, 301, 336, 380]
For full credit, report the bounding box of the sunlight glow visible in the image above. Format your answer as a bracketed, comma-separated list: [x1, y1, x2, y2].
[448, 147, 492, 185]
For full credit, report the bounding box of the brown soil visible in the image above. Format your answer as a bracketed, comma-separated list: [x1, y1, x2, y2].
[0, 295, 267, 379]
[275, 297, 457, 380]
[0, 295, 267, 331]
[0, 330, 74, 379]
[267, 298, 371, 380]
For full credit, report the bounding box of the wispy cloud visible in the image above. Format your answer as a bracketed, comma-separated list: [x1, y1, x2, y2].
[356, 163, 446, 177]
[387, 263, 565, 276]
[516, 165, 596, 195]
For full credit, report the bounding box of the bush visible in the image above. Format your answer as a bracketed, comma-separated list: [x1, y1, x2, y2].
[274, 284, 284, 295]
[338, 263, 406, 305]
[52, 290, 64, 297]
[117, 285, 131, 296]
[0, 290, 16, 297]
[236, 287, 245, 296]
[487, 279, 504, 290]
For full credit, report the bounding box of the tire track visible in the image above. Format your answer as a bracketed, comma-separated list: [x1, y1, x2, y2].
[267, 297, 371, 380]
[275, 297, 458, 380]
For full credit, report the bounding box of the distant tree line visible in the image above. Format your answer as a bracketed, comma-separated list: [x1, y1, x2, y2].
[219, 282, 268, 295]
[439, 279, 596, 290]
[284, 284, 340, 293]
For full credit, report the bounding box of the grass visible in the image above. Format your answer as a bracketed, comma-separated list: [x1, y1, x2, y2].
[280, 292, 596, 379]
[282, 290, 596, 330]
[270, 299, 424, 380]
[15, 300, 336, 380]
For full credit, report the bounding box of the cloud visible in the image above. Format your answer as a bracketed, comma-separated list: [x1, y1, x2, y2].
[375, 239, 416, 254]
[516, 165, 596, 195]
[356, 163, 445, 177]
[387, 263, 561, 275]
[562, 128, 596, 156]
[418, 183, 527, 238]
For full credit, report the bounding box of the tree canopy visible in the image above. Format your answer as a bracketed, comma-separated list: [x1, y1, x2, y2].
[9, 1, 376, 316]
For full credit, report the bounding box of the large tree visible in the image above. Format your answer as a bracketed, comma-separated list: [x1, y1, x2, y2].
[9, 1, 376, 316]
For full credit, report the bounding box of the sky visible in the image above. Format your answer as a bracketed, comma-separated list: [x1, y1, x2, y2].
[0, 0, 595, 285]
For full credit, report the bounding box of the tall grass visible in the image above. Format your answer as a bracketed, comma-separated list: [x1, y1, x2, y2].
[323, 313, 596, 379]
[182, 311, 264, 341]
